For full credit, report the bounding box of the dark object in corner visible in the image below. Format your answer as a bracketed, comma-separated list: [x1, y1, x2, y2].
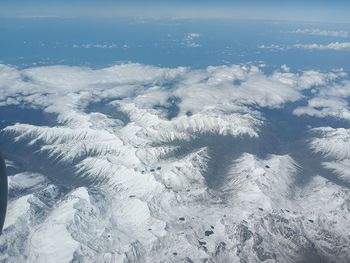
[0, 152, 8, 235]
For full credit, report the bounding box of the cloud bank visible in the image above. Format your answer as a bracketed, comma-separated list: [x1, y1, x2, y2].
[294, 78, 350, 121]
[0, 63, 343, 124]
[294, 42, 350, 50]
[294, 29, 349, 38]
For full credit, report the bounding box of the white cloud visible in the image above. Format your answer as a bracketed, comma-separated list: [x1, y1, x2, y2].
[294, 79, 350, 121]
[182, 33, 201, 48]
[294, 42, 350, 51]
[1, 63, 347, 156]
[72, 43, 129, 49]
[294, 29, 349, 38]
[0, 63, 344, 127]
[259, 41, 350, 51]
[257, 44, 287, 51]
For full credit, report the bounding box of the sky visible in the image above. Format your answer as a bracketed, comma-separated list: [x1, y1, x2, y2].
[0, 0, 349, 23]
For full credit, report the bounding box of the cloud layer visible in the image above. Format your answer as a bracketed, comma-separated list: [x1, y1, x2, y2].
[0, 63, 345, 126]
[294, 79, 350, 121]
[294, 29, 349, 38]
[294, 42, 350, 50]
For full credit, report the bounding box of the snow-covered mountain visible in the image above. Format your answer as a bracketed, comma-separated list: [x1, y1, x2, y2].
[0, 63, 350, 262]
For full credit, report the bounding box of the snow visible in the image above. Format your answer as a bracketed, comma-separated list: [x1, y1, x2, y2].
[1, 63, 350, 262]
[310, 127, 350, 160]
[8, 172, 46, 190]
[28, 188, 88, 263]
[3, 195, 31, 229]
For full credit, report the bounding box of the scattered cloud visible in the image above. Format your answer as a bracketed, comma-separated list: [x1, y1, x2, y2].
[257, 44, 288, 51]
[294, 42, 350, 50]
[182, 33, 201, 48]
[294, 76, 350, 121]
[258, 41, 350, 52]
[294, 29, 349, 38]
[72, 43, 129, 49]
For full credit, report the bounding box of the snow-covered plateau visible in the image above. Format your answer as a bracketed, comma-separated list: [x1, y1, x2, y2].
[0, 63, 350, 262]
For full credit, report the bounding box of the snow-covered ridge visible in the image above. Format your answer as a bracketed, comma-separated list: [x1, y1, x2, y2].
[310, 127, 350, 160]
[310, 127, 350, 184]
[222, 153, 299, 210]
[1, 63, 350, 262]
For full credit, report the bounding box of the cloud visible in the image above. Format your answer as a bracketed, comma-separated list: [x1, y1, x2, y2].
[294, 29, 349, 38]
[294, 79, 350, 121]
[0, 63, 347, 142]
[0, 63, 344, 121]
[259, 42, 350, 52]
[72, 43, 129, 49]
[257, 44, 287, 51]
[294, 42, 350, 50]
[182, 33, 201, 48]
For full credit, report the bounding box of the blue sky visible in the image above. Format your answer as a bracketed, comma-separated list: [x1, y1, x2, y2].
[0, 0, 349, 23]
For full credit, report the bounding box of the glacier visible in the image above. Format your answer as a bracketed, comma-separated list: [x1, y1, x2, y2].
[0, 63, 350, 262]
